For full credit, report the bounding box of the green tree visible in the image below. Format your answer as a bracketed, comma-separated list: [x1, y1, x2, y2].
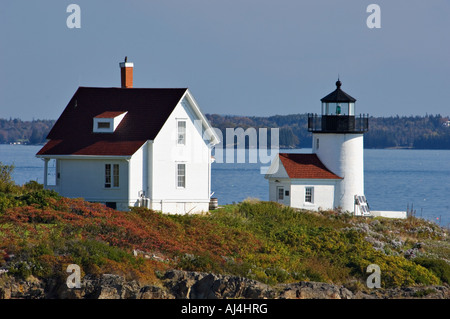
[0, 161, 15, 193]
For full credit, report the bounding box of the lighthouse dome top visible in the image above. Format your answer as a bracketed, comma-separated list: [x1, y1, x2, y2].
[321, 79, 356, 103]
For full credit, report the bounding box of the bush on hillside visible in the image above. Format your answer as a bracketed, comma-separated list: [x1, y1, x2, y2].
[0, 162, 16, 193]
[414, 257, 450, 284]
[23, 180, 44, 191]
[0, 194, 447, 288]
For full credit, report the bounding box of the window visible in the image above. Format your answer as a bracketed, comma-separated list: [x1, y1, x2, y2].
[113, 164, 119, 188]
[277, 187, 284, 200]
[177, 163, 186, 188]
[46, 159, 57, 186]
[93, 112, 127, 133]
[105, 164, 111, 188]
[98, 122, 111, 129]
[105, 202, 117, 209]
[305, 187, 313, 203]
[177, 120, 186, 145]
[316, 138, 319, 150]
[105, 164, 119, 188]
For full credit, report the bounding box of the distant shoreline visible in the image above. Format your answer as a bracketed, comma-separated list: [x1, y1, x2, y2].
[1, 113, 450, 149]
[2, 143, 450, 151]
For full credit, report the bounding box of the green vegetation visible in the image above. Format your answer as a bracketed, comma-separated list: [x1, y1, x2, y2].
[0, 163, 16, 193]
[1, 163, 449, 290]
[413, 257, 450, 284]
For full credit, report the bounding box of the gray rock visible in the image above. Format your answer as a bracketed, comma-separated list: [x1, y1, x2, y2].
[278, 281, 353, 299]
[139, 285, 173, 299]
[1, 269, 449, 299]
[188, 273, 274, 299]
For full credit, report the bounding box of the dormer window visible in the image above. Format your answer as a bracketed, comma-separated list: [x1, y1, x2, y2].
[97, 122, 111, 129]
[93, 111, 127, 133]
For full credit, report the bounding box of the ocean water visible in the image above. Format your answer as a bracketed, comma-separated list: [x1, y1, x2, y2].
[1, 144, 449, 226]
[0, 144, 45, 186]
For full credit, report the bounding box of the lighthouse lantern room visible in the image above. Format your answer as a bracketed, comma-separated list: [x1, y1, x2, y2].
[308, 80, 369, 133]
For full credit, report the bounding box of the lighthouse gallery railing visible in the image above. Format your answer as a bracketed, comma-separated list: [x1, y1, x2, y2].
[308, 113, 369, 133]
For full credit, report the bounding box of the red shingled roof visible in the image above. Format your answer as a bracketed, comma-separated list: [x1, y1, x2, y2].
[278, 153, 342, 179]
[37, 87, 187, 156]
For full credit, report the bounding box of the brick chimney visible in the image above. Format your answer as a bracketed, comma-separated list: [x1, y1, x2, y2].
[119, 57, 133, 88]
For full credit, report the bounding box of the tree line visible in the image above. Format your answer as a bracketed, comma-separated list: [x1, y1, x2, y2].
[0, 118, 55, 145]
[205, 113, 450, 149]
[1, 114, 449, 149]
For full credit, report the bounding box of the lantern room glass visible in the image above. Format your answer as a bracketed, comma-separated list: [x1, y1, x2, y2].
[322, 102, 355, 116]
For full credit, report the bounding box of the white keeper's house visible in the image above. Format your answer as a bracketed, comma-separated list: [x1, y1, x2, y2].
[265, 80, 371, 215]
[36, 59, 220, 214]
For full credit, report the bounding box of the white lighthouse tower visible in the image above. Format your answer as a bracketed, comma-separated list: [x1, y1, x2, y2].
[308, 79, 369, 214]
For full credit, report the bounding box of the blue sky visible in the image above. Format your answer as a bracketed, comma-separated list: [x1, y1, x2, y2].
[1, 0, 449, 120]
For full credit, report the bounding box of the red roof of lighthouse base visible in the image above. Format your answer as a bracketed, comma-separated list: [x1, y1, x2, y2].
[278, 153, 342, 180]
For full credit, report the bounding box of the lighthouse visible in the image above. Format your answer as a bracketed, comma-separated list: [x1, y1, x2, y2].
[308, 79, 369, 214]
[265, 79, 370, 215]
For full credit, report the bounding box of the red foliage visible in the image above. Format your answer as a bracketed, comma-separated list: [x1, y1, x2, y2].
[0, 198, 262, 266]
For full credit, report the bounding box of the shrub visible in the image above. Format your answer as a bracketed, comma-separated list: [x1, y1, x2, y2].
[177, 253, 217, 273]
[16, 189, 61, 208]
[264, 267, 290, 283]
[63, 239, 135, 269]
[412, 288, 437, 298]
[414, 257, 450, 284]
[7, 260, 33, 280]
[23, 180, 44, 191]
[0, 193, 19, 213]
[0, 162, 15, 193]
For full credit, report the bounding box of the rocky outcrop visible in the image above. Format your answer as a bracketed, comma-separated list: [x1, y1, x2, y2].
[1, 269, 449, 299]
[0, 275, 46, 299]
[163, 270, 275, 299]
[278, 281, 354, 299]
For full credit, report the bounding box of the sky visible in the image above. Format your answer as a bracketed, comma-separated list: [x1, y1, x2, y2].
[1, 0, 450, 120]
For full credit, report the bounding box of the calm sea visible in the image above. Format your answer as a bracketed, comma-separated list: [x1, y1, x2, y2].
[1, 144, 449, 226]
